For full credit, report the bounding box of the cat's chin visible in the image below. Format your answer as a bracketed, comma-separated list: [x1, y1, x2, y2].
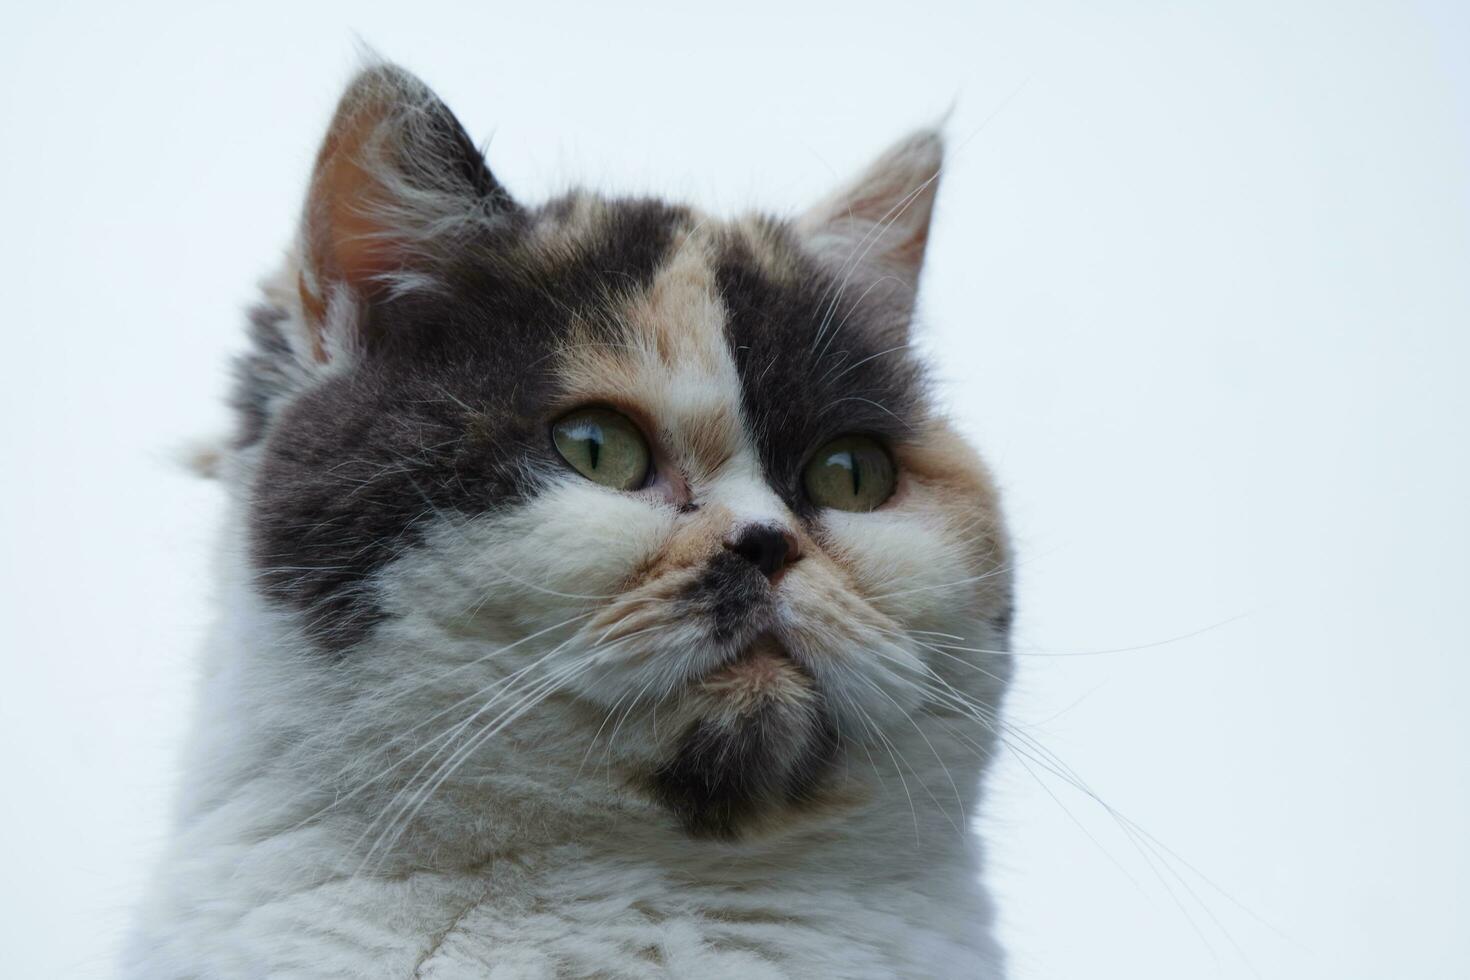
[646, 636, 840, 840]
[699, 636, 811, 711]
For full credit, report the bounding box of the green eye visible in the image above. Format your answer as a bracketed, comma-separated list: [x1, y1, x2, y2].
[803, 435, 896, 512]
[552, 407, 651, 491]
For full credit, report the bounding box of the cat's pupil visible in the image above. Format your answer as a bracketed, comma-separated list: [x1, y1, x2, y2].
[847, 452, 861, 495]
[586, 429, 601, 469]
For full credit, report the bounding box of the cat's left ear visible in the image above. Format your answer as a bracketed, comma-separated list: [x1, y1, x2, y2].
[796, 130, 943, 315]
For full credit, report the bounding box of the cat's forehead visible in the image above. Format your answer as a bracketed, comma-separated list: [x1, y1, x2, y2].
[548, 202, 751, 470]
[524, 192, 926, 482]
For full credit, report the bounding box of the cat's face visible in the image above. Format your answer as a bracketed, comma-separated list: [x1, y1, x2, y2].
[235, 66, 1011, 842]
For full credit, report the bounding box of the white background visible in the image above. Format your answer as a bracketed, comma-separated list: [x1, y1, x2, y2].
[2, 2, 1466, 977]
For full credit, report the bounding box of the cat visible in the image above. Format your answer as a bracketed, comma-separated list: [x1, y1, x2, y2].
[126, 62, 1015, 979]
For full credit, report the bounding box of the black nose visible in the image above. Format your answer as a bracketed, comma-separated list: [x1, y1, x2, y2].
[724, 524, 800, 580]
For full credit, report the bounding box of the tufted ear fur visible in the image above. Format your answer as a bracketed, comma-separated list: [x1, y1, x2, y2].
[796, 130, 943, 322]
[296, 63, 521, 362]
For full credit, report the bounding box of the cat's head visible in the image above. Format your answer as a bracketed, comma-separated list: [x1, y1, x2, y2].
[228, 65, 1011, 844]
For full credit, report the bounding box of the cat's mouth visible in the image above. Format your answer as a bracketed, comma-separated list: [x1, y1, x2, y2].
[698, 634, 813, 712]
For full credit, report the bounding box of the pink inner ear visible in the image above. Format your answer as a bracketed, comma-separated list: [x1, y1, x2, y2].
[298, 99, 404, 362]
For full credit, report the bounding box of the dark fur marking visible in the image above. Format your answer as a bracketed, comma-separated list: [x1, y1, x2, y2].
[248, 197, 691, 649]
[231, 304, 296, 449]
[649, 695, 839, 839]
[713, 222, 927, 520]
[687, 551, 772, 645]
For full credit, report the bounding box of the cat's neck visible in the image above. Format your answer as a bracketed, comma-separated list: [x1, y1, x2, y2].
[139, 729, 1000, 978]
[138, 761, 999, 976]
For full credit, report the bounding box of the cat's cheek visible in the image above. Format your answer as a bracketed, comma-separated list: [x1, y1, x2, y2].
[814, 497, 974, 626]
[775, 561, 928, 730]
[533, 481, 681, 584]
[389, 480, 679, 625]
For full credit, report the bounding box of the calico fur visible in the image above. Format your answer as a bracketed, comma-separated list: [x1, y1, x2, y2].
[128, 63, 1014, 978]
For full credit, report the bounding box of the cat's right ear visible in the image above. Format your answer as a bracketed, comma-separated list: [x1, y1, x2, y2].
[295, 63, 521, 363]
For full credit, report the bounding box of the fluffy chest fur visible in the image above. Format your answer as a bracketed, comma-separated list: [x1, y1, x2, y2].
[128, 63, 1013, 979]
[134, 759, 1000, 978]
